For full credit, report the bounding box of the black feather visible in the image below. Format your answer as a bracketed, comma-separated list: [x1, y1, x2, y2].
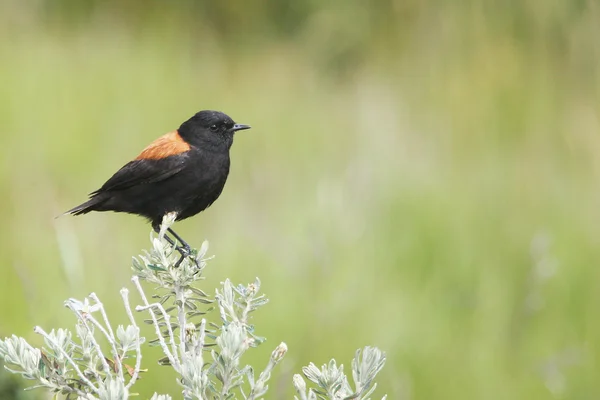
[64, 110, 249, 230]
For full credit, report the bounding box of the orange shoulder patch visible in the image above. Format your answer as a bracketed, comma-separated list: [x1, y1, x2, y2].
[135, 131, 190, 160]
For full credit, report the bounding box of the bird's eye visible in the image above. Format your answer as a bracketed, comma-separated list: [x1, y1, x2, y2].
[210, 124, 219, 132]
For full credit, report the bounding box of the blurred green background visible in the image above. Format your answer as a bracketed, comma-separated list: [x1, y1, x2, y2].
[1, 0, 600, 398]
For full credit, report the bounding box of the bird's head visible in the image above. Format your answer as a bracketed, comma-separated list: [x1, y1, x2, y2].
[178, 110, 251, 150]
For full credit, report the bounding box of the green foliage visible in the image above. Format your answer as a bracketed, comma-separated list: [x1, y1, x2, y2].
[1, 1, 600, 399]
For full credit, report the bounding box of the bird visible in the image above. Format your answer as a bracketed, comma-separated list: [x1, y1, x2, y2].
[65, 110, 251, 266]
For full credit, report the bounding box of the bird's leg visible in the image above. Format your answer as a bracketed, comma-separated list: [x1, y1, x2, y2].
[167, 228, 192, 254]
[166, 229, 203, 273]
[153, 226, 195, 268]
[167, 228, 201, 268]
[166, 228, 195, 268]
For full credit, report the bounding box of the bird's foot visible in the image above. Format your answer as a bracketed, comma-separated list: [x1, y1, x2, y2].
[174, 245, 200, 269]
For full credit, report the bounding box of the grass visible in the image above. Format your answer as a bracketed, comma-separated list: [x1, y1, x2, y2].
[1, 2, 600, 398]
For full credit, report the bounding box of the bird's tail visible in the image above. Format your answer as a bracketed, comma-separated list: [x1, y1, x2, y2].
[60, 195, 107, 218]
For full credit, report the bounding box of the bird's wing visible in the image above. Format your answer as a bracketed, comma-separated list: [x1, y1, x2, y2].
[91, 131, 191, 194]
[134, 131, 190, 161]
[91, 153, 189, 195]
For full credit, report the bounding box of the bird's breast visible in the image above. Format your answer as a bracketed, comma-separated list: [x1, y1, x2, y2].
[175, 150, 230, 214]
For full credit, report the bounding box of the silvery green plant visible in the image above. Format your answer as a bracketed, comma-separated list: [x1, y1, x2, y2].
[0, 213, 386, 399]
[293, 347, 387, 400]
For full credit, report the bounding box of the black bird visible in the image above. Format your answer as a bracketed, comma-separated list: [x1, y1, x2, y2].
[65, 110, 250, 265]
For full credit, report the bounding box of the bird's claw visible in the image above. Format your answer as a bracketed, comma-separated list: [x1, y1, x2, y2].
[174, 245, 200, 269]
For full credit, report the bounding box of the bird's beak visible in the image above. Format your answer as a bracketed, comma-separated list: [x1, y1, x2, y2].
[232, 124, 251, 132]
